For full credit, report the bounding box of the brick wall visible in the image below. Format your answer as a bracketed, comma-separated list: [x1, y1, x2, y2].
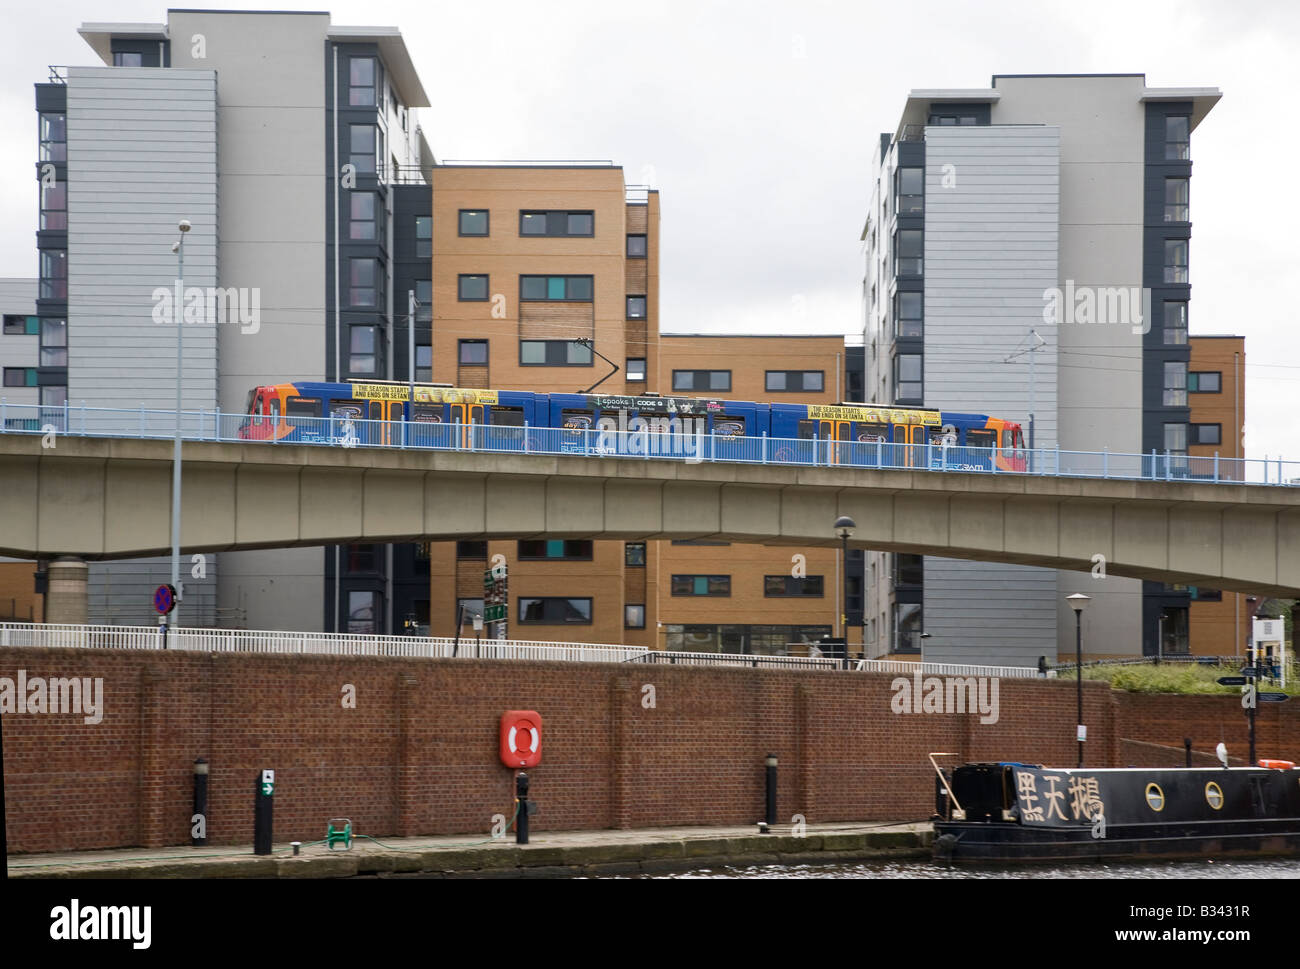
[2, 647, 1294, 853]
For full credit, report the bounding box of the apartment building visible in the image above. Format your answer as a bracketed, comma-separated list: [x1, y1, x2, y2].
[862, 74, 1222, 665]
[21, 10, 433, 629]
[0, 277, 44, 621]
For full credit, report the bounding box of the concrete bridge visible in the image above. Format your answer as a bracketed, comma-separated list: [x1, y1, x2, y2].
[2, 434, 1298, 599]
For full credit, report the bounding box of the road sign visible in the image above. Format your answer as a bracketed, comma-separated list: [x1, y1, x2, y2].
[1217, 676, 1247, 686]
[1258, 693, 1289, 703]
[1240, 667, 1259, 677]
[484, 604, 506, 623]
[153, 584, 176, 615]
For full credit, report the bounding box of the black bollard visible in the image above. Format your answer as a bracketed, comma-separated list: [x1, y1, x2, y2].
[192, 757, 209, 846]
[516, 771, 529, 845]
[765, 753, 778, 828]
[254, 769, 274, 856]
[1184, 737, 1192, 768]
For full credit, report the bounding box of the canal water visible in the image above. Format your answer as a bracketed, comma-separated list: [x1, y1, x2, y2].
[615, 858, 1300, 878]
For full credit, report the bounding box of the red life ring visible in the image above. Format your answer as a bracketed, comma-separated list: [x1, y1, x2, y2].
[1257, 759, 1295, 769]
[500, 710, 542, 768]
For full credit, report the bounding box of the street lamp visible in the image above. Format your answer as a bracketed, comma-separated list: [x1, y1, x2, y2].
[170, 219, 191, 637]
[834, 516, 856, 660]
[1067, 593, 1091, 767]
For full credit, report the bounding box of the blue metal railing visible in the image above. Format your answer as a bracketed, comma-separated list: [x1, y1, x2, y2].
[1, 399, 1295, 487]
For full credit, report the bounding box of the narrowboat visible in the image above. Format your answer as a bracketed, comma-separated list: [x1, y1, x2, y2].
[930, 753, 1300, 864]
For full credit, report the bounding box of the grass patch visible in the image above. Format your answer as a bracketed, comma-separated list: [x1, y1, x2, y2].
[1055, 662, 1287, 695]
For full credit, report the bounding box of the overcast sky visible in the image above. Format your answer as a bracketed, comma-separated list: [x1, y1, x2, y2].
[1, 0, 1297, 461]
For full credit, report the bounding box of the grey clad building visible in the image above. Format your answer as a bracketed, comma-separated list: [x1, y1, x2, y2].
[21, 9, 435, 630]
[862, 74, 1221, 665]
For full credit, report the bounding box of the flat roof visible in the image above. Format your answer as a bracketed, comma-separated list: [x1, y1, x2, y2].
[78, 22, 168, 64]
[660, 333, 851, 340]
[327, 25, 429, 107]
[1140, 86, 1222, 131]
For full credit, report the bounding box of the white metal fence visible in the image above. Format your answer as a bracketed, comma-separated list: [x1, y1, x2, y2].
[0, 622, 1042, 678]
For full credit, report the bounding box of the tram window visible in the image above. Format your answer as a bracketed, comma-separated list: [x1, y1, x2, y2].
[411, 403, 442, 423]
[561, 409, 593, 430]
[490, 407, 525, 427]
[330, 400, 364, 420]
[286, 396, 321, 418]
[966, 428, 996, 450]
[856, 422, 887, 443]
[250, 391, 264, 427]
[269, 398, 280, 421]
[797, 420, 817, 439]
[714, 415, 746, 437]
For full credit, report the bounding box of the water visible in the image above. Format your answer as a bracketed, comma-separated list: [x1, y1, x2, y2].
[619, 858, 1300, 878]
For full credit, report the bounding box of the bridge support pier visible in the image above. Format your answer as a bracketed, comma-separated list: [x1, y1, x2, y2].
[45, 556, 88, 624]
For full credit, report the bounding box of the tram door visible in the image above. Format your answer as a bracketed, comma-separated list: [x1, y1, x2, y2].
[448, 403, 485, 448]
[891, 423, 928, 467]
[367, 400, 403, 446]
[818, 420, 852, 464]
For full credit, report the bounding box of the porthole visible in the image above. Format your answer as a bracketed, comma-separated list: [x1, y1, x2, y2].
[1145, 782, 1165, 812]
[1205, 782, 1224, 810]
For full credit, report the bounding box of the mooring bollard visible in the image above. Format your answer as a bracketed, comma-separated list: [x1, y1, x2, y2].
[254, 768, 274, 856]
[192, 757, 209, 846]
[765, 753, 778, 829]
[516, 771, 530, 845]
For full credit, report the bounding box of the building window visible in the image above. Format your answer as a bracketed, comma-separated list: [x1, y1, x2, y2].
[894, 229, 923, 276]
[415, 344, 432, 382]
[1164, 239, 1189, 284]
[671, 575, 731, 596]
[40, 316, 67, 367]
[345, 544, 378, 573]
[415, 279, 432, 322]
[895, 354, 922, 402]
[519, 275, 593, 301]
[3, 315, 36, 335]
[519, 210, 595, 237]
[626, 358, 646, 382]
[459, 274, 489, 301]
[349, 124, 377, 174]
[894, 602, 922, 653]
[1164, 422, 1187, 454]
[894, 291, 922, 338]
[895, 553, 923, 587]
[349, 325, 379, 376]
[459, 209, 489, 236]
[415, 216, 432, 257]
[1163, 301, 1187, 345]
[764, 575, 825, 597]
[518, 597, 593, 624]
[349, 258, 380, 307]
[349, 192, 377, 240]
[625, 604, 646, 629]
[1164, 178, 1189, 223]
[625, 542, 646, 567]
[1188, 371, 1221, 393]
[1165, 115, 1190, 161]
[673, 370, 731, 392]
[517, 540, 593, 560]
[765, 371, 824, 393]
[40, 179, 67, 231]
[349, 56, 377, 106]
[457, 540, 487, 559]
[347, 590, 379, 634]
[3, 368, 36, 388]
[39, 250, 66, 300]
[1163, 361, 1187, 406]
[520, 340, 592, 366]
[457, 597, 485, 621]
[929, 113, 978, 126]
[113, 51, 143, 67]
[1191, 423, 1221, 446]
[626, 295, 647, 319]
[39, 112, 66, 162]
[626, 234, 647, 258]
[459, 339, 488, 365]
[895, 166, 923, 215]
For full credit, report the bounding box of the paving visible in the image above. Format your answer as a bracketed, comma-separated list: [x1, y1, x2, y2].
[7, 820, 934, 878]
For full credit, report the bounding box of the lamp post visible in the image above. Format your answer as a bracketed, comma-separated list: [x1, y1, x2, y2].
[833, 516, 856, 661]
[1067, 593, 1091, 767]
[170, 219, 191, 638]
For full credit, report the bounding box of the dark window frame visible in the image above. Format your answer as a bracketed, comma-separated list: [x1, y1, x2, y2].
[624, 604, 647, 629]
[415, 216, 432, 257]
[626, 358, 647, 382]
[518, 210, 596, 238]
[626, 234, 648, 258]
[1188, 371, 1221, 393]
[1164, 177, 1189, 223]
[518, 275, 594, 302]
[458, 209, 489, 237]
[458, 274, 490, 302]
[1191, 423, 1222, 446]
[516, 539, 594, 561]
[670, 574, 732, 597]
[459, 339, 489, 366]
[763, 575, 825, 598]
[517, 596, 594, 625]
[765, 370, 825, 394]
[626, 295, 647, 320]
[672, 370, 731, 392]
[895, 352, 923, 402]
[456, 540, 488, 559]
[519, 340, 594, 367]
[625, 542, 646, 567]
